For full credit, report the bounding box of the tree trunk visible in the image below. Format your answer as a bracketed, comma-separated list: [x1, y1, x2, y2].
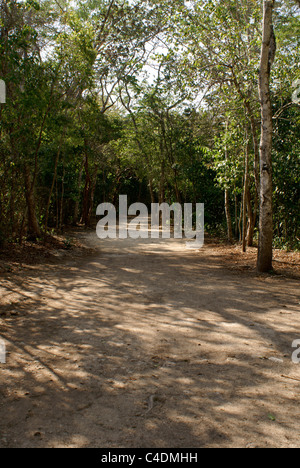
[246, 186, 255, 247]
[59, 156, 65, 232]
[87, 165, 98, 226]
[224, 124, 233, 243]
[44, 129, 66, 233]
[234, 192, 239, 239]
[257, 0, 276, 273]
[159, 160, 165, 204]
[242, 186, 248, 253]
[81, 149, 91, 226]
[174, 174, 181, 204]
[225, 189, 233, 243]
[149, 178, 155, 204]
[242, 137, 250, 252]
[73, 155, 85, 224]
[24, 165, 41, 239]
[231, 75, 260, 207]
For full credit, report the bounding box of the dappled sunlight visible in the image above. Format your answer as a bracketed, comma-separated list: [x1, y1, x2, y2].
[0, 232, 300, 447]
[0, 0, 299, 449]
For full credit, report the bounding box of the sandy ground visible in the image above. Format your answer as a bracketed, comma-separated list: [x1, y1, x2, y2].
[0, 230, 300, 448]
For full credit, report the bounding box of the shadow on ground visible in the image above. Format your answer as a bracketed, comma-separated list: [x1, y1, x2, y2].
[0, 232, 299, 448]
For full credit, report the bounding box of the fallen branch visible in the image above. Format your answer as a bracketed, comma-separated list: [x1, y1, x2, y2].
[281, 374, 300, 383]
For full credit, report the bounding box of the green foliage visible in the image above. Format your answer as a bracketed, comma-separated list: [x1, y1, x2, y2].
[0, 0, 299, 250]
[273, 102, 300, 248]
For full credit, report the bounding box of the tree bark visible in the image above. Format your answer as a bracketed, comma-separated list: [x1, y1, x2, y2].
[81, 147, 91, 227]
[44, 128, 66, 233]
[24, 165, 41, 239]
[246, 186, 255, 247]
[257, 0, 276, 273]
[225, 189, 233, 243]
[159, 153, 166, 204]
[73, 155, 85, 224]
[149, 178, 155, 204]
[231, 74, 260, 208]
[87, 165, 98, 226]
[59, 162, 65, 232]
[242, 144, 249, 252]
[224, 124, 233, 243]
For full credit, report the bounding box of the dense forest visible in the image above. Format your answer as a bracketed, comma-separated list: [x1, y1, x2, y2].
[1, 0, 300, 450]
[0, 0, 299, 268]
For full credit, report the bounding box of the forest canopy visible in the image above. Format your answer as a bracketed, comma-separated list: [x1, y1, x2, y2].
[0, 0, 299, 260]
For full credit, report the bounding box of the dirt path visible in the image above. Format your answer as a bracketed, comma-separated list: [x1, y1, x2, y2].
[0, 232, 300, 448]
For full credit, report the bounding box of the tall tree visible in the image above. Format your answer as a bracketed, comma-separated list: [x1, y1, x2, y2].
[257, 0, 276, 272]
